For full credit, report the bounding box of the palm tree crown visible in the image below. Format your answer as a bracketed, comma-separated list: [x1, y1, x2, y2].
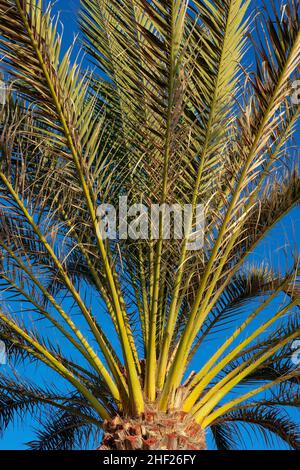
[0, 0, 300, 449]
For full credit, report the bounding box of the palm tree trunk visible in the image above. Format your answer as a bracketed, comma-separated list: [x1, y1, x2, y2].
[98, 409, 206, 450]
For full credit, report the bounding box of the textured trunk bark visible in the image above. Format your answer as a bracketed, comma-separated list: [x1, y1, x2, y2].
[98, 409, 206, 450]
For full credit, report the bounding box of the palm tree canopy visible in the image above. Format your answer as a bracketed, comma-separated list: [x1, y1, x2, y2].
[0, 0, 300, 449]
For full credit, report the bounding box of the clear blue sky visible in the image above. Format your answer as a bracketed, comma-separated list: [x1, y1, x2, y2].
[0, 0, 299, 450]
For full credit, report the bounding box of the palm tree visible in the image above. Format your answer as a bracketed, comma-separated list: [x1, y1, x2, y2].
[0, 0, 299, 450]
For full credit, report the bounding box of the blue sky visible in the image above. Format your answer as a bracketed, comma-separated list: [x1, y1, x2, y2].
[0, 0, 299, 450]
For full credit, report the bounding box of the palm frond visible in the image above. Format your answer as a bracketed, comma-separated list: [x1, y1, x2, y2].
[215, 405, 300, 449]
[0, 372, 101, 437]
[27, 412, 99, 450]
[0, 0, 299, 450]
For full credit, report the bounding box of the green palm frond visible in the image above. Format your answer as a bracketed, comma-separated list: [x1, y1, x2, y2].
[27, 412, 99, 450]
[215, 406, 300, 449]
[0, 373, 101, 436]
[210, 423, 238, 450]
[0, 0, 300, 450]
[190, 264, 294, 346]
